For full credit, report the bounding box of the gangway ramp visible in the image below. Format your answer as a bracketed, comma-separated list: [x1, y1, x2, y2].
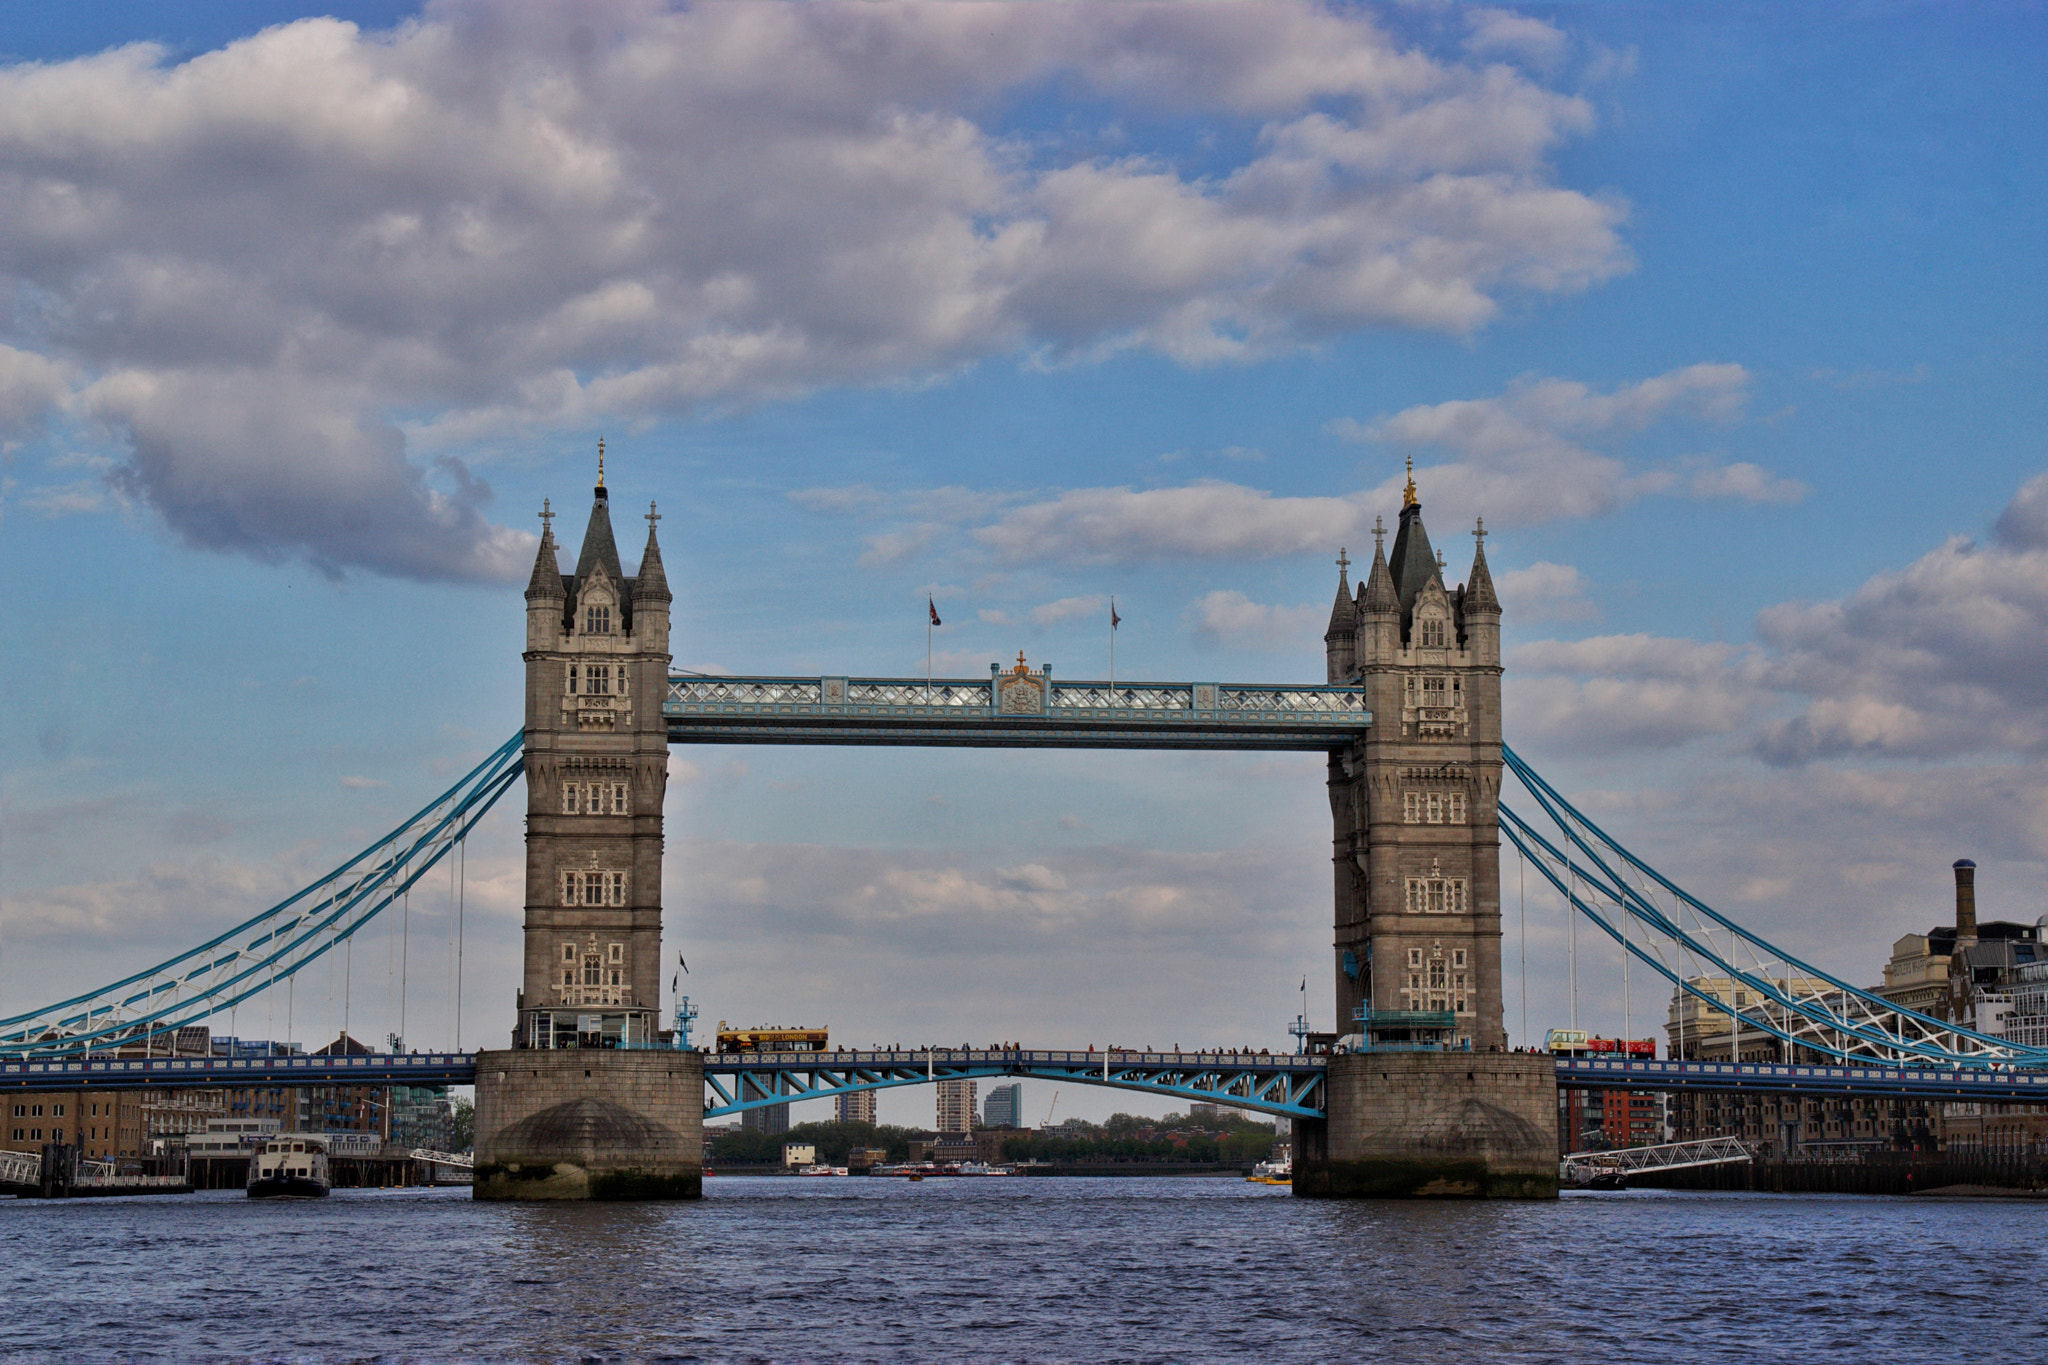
[1561, 1136, 1754, 1188]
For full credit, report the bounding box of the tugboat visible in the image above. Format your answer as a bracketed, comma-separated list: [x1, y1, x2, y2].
[246, 1134, 331, 1199]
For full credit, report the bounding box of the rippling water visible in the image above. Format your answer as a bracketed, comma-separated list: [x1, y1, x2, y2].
[2, 1178, 2043, 1363]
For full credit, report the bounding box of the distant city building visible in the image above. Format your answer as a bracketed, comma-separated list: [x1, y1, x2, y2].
[983, 1083, 1022, 1129]
[783, 1143, 817, 1167]
[837, 1089, 877, 1125]
[936, 1078, 977, 1134]
[743, 1104, 791, 1136]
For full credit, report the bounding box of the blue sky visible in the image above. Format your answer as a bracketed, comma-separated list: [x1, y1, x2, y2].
[3, 1, 2045, 1125]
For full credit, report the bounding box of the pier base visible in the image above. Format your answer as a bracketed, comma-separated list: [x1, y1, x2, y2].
[473, 1049, 703, 1200]
[1293, 1052, 1558, 1199]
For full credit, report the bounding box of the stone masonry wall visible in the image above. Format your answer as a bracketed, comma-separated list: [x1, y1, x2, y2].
[474, 1049, 703, 1200]
[1295, 1052, 1557, 1199]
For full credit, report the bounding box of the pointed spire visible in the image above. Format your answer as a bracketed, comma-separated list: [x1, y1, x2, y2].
[574, 485, 624, 584]
[1324, 547, 1355, 640]
[526, 499, 564, 600]
[634, 500, 672, 603]
[1465, 517, 1499, 612]
[1361, 529, 1399, 613]
[1386, 495, 1437, 616]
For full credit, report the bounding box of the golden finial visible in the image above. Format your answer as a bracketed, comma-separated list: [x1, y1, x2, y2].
[1013, 650, 1030, 675]
[597, 437, 606, 488]
[1402, 453, 1417, 509]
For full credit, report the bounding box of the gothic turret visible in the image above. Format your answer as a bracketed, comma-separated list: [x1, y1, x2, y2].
[631, 502, 672, 653]
[1356, 519, 1400, 667]
[1461, 518, 1501, 666]
[1324, 550, 1356, 683]
[525, 504, 565, 651]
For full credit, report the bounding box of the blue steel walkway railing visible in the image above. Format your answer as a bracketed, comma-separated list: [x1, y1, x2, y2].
[702, 1048, 1330, 1120]
[665, 675, 1369, 750]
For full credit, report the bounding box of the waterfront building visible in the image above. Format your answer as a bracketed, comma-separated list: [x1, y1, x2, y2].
[1935, 861, 2048, 1156]
[390, 1086, 457, 1150]
[983, 1083, 1023, 1129]
[836, 1089, 877, 1125]
[935, 1079, 977, 1134]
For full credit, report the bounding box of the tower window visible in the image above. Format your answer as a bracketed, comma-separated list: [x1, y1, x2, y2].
[559, 869, 629, 906]
[584, 605, 612, 635]
[1419, 617, 1446, 648]
[1405, 877, 1467, 914]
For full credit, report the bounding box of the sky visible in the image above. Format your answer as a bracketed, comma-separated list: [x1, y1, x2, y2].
[2, 0, 2046, 1127]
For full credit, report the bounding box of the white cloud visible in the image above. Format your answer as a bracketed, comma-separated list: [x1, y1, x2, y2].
[1029, 594, 1107, 627]
[1495, 560, 1595, 621]
[1343, 363, 1773, 525]
[0, 343, 71, 436]
[0, 1, 1627, 580]
[1688, 460, 1807, 505]
[1503, 475, 2048, 765]
[1188, 589, 1321, 650]
[1464, 9, 1572, 72]
[1751, 485, 2048, 763]
[977, 482, 1370, 564]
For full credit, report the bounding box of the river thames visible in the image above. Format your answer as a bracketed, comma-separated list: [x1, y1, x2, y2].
[2, 1178, 2042, 1363]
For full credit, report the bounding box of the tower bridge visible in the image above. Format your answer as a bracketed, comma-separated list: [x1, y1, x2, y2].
[7, 462, 2044, 1201]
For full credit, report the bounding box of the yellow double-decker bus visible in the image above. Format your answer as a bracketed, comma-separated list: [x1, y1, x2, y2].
[715, 1023, 830, 1054]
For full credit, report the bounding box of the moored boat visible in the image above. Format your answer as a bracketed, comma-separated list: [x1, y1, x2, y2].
[246, 1134, 331, 1198]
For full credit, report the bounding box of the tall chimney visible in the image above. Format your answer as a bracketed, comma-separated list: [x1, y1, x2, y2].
[1953, 859, 1978, 944]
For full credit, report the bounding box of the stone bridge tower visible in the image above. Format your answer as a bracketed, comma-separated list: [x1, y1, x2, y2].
[1324, 470, 1505, 1051]
[1298, 470, 1554, 1199]
[473, 452, 703, 1201]
[515, 463, 672, 1050]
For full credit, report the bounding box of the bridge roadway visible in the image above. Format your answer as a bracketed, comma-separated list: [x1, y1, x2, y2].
[664, 675, 1371, 750]
[12, 1050, 2048, 1115]
[1, 1049, 1331, 1120]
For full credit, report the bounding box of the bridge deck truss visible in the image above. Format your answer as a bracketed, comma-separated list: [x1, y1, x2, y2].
[703, 1049, 1329, 1120]
[1502, 745, 2048, 1071]
[665, 675, 1369, 750]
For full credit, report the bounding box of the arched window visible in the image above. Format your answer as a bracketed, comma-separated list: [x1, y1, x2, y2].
[584, 604, 612, 634]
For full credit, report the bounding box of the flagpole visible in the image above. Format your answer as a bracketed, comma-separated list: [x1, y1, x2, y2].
[926, 607, 933, 703]
[1109, 596, 1116, 693]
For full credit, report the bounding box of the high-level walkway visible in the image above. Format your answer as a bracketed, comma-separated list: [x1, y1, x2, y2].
[665, 674, 1369, 749]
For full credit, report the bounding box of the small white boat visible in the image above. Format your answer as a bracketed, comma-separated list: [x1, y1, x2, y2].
[1247, 1154, 1292, 1186]
[797, 1164, 849, 1177]
[956, 1162, 1015, 1177]
[247, 1134, 331, 1199]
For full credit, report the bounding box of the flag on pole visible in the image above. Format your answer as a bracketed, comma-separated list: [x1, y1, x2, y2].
[1111, 599, 1120, 629]
[929, 597, 942, 627]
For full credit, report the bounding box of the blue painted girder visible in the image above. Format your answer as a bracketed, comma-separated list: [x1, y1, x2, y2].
[1557, 1056, 2048, 1101]
[702, 1048, 1330, 1119]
